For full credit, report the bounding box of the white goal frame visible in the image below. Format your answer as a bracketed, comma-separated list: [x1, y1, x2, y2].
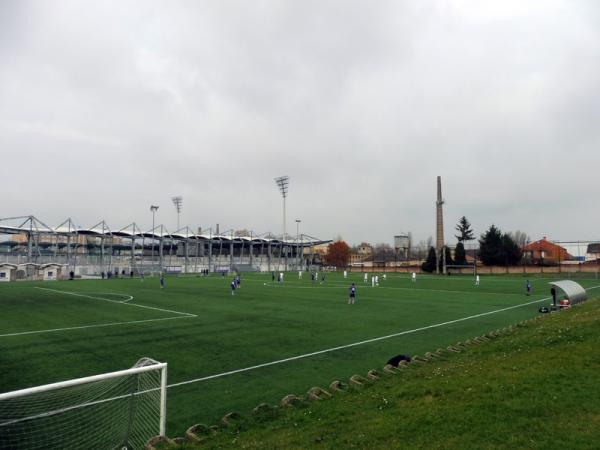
[0, 359, 167, 447]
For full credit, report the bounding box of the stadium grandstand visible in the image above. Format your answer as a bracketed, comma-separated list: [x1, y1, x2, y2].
[0, 215, 331, 280]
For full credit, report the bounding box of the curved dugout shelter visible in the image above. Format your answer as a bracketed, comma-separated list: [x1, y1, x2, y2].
[548, 280, 588, 306]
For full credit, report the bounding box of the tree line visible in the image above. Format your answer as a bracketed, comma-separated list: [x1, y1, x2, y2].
[323, 217, 530, 270]
[421, 217, 529, 272]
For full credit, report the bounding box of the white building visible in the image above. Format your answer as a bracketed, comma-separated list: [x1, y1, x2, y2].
[40, 263, 66, 280]
[0, 263, 17, 282]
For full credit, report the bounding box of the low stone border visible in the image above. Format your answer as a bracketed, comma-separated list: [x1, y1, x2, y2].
[329, 380, 349, 391]
[220, 411, 242, 428]
[307, 386, 332, 401]
[185, 423, 215, 443]
[144, 435, 174, 449]
[281, 394, 303, 407]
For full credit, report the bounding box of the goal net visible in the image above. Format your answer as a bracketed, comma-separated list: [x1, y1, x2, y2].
[0, 357, 167, 450]
[445, 264, 476, 275]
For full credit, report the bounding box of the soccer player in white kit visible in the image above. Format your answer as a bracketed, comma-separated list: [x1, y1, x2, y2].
[475, 275, 480, 286]
[364, 273, 368, 284]
[412, 272, 416, 282]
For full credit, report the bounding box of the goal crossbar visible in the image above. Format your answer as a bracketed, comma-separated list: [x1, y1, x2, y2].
[0, 362, 166, 401]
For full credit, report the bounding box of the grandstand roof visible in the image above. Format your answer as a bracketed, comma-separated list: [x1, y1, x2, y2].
[0, 215, 330, 247]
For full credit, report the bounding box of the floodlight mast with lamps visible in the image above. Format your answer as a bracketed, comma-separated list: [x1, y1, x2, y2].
[274, 176, 289, 240]
[172, 196, 183, 230]
[274, 176, 289, 271]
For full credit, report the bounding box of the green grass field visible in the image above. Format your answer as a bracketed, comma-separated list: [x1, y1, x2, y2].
[1, 272, 598, 436]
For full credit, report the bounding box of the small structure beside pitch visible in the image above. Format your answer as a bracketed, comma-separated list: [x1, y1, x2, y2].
[0, 263, 17, 282]
[548, 280, 588, 309]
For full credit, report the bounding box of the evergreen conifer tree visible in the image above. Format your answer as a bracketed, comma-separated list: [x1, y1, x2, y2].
[421, 247, 437, 272]
[455, 216, 475, 242]
[454, 242, 467, 265]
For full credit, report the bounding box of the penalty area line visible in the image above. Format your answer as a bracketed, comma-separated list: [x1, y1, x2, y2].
[34, 287, 196, 317]
[168, 295, 552, 389]
[0, 315, 195, 338]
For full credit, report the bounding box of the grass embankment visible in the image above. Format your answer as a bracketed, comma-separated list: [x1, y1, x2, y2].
[169, 297, 600, 449]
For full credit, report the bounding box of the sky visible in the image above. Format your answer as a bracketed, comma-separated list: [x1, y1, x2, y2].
[1, 0, 599, 246]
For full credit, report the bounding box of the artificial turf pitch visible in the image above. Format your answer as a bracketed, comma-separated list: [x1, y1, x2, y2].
[1, 272, 596, 435]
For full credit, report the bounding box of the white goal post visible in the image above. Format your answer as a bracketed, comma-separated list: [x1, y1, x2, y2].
[0, 357, 167, 450]
[445, 264, 477, 275]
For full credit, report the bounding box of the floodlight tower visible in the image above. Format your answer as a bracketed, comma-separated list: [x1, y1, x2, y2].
[172, 196, 183, 230]
[274, 176, 289, 241]
[275, 176, 289, 271]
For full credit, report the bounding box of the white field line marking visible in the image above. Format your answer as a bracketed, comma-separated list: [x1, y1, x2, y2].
[0, 315, 194, 338]
[87, 292, 134, 303]
[168, 294, 561, 389]
[34, 287, 196, 317]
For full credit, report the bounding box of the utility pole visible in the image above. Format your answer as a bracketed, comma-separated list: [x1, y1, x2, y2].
[295, 219, 301, 270]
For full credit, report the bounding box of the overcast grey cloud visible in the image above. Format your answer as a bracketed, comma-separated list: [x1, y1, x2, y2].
[1, 0, 599, 244]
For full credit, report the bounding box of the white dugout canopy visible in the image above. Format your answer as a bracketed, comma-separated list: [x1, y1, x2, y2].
[548, 280, 588, 305]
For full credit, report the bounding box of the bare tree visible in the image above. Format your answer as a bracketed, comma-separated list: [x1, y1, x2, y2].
[414, 236, 434, 260]
[372, 243, 395, 262]
[510, 230, 530, 248]
[425, 236, 434, 249]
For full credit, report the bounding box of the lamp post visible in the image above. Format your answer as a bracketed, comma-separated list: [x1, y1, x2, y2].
[150, 205, 159, 274]
[295, 219, 301, 270]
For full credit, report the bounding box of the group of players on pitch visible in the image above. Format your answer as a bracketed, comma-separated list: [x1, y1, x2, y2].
[158, 270, 535, 302]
